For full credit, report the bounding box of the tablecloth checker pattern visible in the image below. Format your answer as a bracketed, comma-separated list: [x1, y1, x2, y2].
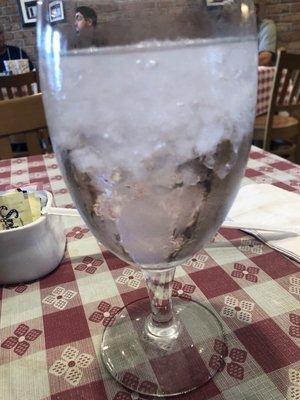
[256, 67, 276, 117]
[256, 67, 292, 119]
[0, 147, 299, 400]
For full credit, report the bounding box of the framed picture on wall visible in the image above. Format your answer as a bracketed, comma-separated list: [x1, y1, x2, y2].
[17, 0, 37, 27]
[49, 0, 65, 23]
[206, 0, 225, 6]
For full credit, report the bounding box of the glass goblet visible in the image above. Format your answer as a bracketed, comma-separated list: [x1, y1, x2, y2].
[38, 0, 257, 396]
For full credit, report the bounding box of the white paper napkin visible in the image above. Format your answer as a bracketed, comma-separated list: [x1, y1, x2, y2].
[227, 184, 300, 262]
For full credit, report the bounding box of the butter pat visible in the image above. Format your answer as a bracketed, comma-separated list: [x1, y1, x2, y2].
[0, 189, 42, 230]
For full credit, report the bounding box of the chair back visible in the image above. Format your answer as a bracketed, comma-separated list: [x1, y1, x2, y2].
[0, 71, 40, 100]
[263, 51, 300, 150]
[0, 93, 51, 160]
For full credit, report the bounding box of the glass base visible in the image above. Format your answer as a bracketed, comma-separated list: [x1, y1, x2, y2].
[101, 297, 226, 397]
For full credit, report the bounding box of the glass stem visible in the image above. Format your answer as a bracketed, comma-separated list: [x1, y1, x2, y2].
[144, 267, 179, 338]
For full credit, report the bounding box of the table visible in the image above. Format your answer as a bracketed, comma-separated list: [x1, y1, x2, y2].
[0, 147, 299, 400]
[257, 67, 276, 116]
[256, 67, 291, 117]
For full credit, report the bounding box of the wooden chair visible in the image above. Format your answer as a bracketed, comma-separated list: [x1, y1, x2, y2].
[0, 71, 40, 100]
[254, 50, 300, 162]
[0, 93, 52, 160]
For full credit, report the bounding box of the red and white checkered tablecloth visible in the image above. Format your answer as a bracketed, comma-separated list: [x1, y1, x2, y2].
[256, 67, 276, 117]
[0, 146, 299, 400]
[256, 67, 290, 117]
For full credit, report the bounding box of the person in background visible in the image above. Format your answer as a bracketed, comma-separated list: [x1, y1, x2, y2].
[74, 6, 103, 48]
[255, 0, 277, 66]
[0, 25, 34, 74]
[75, 6, 97, 33]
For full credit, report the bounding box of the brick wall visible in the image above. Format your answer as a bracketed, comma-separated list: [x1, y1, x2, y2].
[0, 0, 37, 66]
[0, 0, 300, 68]
[263, 0, 300, 53]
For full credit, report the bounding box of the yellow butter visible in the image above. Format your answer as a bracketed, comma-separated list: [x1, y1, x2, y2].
[0, 189, 42, 229]
[27, 192, 42, 222]
[0, 219, 6, 231]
